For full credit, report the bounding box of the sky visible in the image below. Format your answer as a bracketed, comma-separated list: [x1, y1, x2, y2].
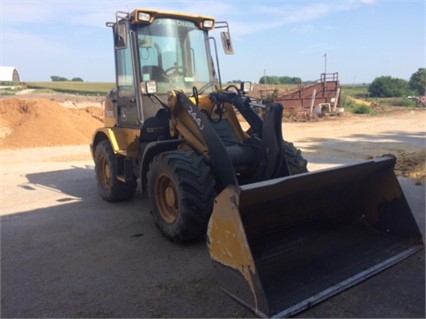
[0, 0, 425, 84]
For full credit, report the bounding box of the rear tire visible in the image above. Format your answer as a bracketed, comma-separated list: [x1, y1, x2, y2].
[283, 140, 308, 175]
[147, 150, 216, 242]
[94, 139, 137, 202]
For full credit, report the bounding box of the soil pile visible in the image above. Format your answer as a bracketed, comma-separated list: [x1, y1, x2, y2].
[0, 96, 424, 184]
[0, 98, 103, 149]
[395, 149, 426, 184]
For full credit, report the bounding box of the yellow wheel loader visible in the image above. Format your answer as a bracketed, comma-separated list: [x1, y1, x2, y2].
[91, 9, 423, 318]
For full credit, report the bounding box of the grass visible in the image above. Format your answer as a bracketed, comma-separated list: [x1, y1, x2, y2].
[340, 84, 369, 98]
[3, 81, 421, 111]
[25, 81, 115, 95]
[346, 103, 373, 114]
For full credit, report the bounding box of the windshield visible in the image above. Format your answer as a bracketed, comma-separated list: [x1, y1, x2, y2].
[136, 18, 215, 94]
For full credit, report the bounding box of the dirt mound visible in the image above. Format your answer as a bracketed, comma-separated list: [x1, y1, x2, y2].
[1, 96, 424, 184]
[395, 149, 426, 184]
[0, 98, 103, 149]
[84, 106, 104, 122]
[369, 151, 426, 185]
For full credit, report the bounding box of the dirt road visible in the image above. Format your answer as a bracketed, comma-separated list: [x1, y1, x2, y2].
[1, 107, 425, 318]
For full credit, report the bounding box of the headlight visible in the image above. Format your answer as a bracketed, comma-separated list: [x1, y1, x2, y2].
[137, 12, 151, 22]
[202, 20, 214, 29]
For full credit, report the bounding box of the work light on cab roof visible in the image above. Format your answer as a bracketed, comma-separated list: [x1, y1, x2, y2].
[132, 9, 215, 31]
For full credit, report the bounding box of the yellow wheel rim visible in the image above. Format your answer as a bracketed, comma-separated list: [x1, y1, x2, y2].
[155, 173, 179, 223]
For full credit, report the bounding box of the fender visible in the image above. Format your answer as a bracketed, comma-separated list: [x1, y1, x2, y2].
[90, 127, 140, 159]
[139, 139, 183, 193]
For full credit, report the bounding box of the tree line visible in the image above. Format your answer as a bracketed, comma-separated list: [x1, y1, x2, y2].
[51, 75, 84, 82]
[368, 68, 425, 97]
[258, 75, 305, 85]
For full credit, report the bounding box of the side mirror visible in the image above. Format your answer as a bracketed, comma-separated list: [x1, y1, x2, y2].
[221, 32, 234, 55]
[114, 21, 128, 49]
[240, 81, 252, 93]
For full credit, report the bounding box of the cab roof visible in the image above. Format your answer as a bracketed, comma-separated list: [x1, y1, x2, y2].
[130, 8, 216, 28]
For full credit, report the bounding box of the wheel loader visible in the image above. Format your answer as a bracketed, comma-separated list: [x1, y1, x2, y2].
[91, 9, 423, 318]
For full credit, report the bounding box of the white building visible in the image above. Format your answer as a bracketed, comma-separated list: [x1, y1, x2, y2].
[0, 66, 20, 82]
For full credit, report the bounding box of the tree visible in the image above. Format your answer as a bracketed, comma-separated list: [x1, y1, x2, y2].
[50, 75, 68, 81]
[409, 68, 426, 95]
[259, 75, 302, 85]
[72, 77, 84, 82]
[259, 76, 279, 84]
[279, 76, 302, 84]
[368, 76, 410, 97]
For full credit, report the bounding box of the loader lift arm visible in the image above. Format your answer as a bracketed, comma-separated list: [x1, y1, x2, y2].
[174, 91, 238, 188]
[208, 89, 290, 178]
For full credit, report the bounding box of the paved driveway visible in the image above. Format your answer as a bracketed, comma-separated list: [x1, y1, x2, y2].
[1, 143, 424, 318]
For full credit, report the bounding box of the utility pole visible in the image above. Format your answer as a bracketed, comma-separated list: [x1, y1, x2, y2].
[324, 53, 327, 76]
[262, 69, 267, 100]
[323, 53, 328, 95]
[264, 69, 267, 87]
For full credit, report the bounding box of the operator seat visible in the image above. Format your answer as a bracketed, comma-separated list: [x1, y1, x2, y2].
[142, 65, 169, 82]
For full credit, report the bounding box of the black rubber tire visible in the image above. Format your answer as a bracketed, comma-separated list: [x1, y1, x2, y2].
[283, 140, 308, 175]
[94, 139, 137, 202]
[147, 150, 216, 242]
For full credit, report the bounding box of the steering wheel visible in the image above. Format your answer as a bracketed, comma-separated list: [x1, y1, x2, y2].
[224, 84, 241, 94]
[165, 66, 185, 76]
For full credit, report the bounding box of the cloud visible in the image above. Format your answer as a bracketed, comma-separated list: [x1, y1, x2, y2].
[1, 1, 121, 28]
[296, 25, 316, 33]
[1, 1, 375, 34]
[0, 0, 381, 81]
[223, 0, 379, 38]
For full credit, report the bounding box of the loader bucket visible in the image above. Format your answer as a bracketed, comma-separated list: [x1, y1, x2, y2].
[207, 156, 423, 318]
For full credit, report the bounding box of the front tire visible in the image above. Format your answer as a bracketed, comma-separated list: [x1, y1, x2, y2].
[282, 140, 308, 175]
[94, 140, 137, 202]
[147, 150, 216, 242]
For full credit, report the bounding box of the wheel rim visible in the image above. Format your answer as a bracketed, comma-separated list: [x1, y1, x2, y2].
[156, 173, 179, 224]
[99, 154, 111, 188]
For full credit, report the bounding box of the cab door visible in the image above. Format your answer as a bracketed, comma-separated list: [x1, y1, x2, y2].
[113, 19, 140, 127]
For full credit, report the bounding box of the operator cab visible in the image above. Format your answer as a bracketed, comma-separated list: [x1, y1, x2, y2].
[107, 9, 232, 128]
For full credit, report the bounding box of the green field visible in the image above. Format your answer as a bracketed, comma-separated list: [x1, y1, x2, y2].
[25, 81, 115, 95]
[3, 81, 414, 110]
[340, 84, 369, 98]
[9, 81, 369, 98]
